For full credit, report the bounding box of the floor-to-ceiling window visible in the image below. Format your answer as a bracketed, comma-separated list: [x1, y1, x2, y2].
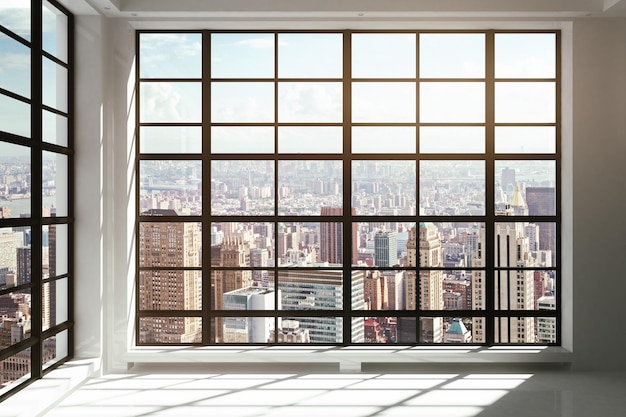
[0, 0, 73, 400]
[136, 30, 559, 346]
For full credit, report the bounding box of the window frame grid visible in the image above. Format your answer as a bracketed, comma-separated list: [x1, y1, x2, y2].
[136, 29, 560, 347]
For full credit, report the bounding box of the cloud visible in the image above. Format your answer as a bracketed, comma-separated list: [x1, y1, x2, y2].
[141, 83, 182, 122]
[231, 38, 286, 49]
[0, 53, 30, 73]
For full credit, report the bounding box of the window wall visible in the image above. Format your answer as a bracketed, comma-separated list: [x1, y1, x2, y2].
[0, 0, 73, 400]
[137, 30, 559, 346]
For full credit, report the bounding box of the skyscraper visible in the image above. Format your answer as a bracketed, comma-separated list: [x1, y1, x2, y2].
[418, 223, 444, 343]
[213, 238, 253, 342]
[319, 207, 357, 265]
[278, 267, 365, 343]
[526, 187, 557, 266]
[494, 222, 536, 343]
[138, 218, 202, 343]
[374, 230, 398, 267]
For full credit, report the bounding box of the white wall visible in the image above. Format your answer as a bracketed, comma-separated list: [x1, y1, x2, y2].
[73, 16, 626, 371]
[571, 18, 626, 370]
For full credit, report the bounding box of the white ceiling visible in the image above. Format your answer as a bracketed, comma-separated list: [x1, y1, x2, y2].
[58, 0, 626, 18]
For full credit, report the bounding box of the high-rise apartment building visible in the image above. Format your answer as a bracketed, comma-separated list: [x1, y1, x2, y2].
[537, 295, 557, 343]
[418, 223, 444, 343]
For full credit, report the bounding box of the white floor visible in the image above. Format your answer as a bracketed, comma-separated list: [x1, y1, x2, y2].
[33, 368, 626, 417]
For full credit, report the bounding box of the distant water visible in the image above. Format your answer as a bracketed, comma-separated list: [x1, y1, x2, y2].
[0, 196, 57, 218]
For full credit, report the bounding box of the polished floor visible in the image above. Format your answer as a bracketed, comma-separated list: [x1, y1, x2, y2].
[36, 368, 626, 417]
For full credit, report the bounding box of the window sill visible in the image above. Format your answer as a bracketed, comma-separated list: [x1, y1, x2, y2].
[124, 346, 573, 372]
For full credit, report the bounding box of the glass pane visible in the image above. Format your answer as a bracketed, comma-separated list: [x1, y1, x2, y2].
[0, 226, 30, 290]
[211, 160, 275, 216]
[221, 316, 276, 343]
[139, 317, 202, 344]
[42, 224, 68, 278]
[280, 316, 343, 344]
[140, 126, 202, 154]
[352, 33, 416, 78]
[42, 110, 68, 146]
[495, 33, 556, 79]
[420, 161, 485, 216]
[42, 277, 68, 330]
[443, 270, 485, 310]
[420, 33, 485, 78]
[275, 222, 346, 266]
[352, 82, 416, 123]
[278, 82, 342, 123]
[353, 222, 415, 267]
[0, 142, 30, 218]
[495, 126, 556, 154]
[362, 271, 408, 310]
[495, 222, 556, 269]
[140, 82, 202, 123]
[495, 82, 555, 123]
[139, 160, 202, 216]
[211, 82, 274, 123]
[43, 329, 69, 370]
[0, 289, 32, 346]
[494, 270, 556, 311]
[495, 221, 556, 271]
[0, 348, 31, 395]
[212, 126, 274, 154]
[278, 160, 342, 216]
[42, 1, 68, 63]
[42, 151, 68, 217]
[139, 33, 202, 78]
[278, 269, 344, 310]
[419, 222, 487, 267]
[0, 32, 30, 98]
[0, 0, 30, 41]
[0, 94, 30, 137]
[210, 222, 274, 271]
[352, 127, 416, 154]
[278, 127, 342, 153]
[278, 33, 342, 78]
[421, 317, 477, 344]
[420, 82, 485, 123]
[211, 33, 274, 78]
[352, 161, 416, 216]
[42, 56, 67, 112]
[139, 222, 202, 268]
[420, 126, 485, 154]
[361, 316, 418, 343]
[139, 270, 202, 310]
[494, 317, 551, 344]
[223, 287, 277, 311]
[274, 318, 313, 343]
[495, 160, 556, 216]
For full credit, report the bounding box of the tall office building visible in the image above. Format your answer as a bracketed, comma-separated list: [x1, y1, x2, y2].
[16, 246, 31, 286]
[418, 223, 444, 343]
[374, 230, 398, 267]
[494, 222, 536, 343]
[138, 219, 202, 343]
[319, 207, 357, 265]
[223, 287, 277, 343]
[213, 238, 253, 342]
[0, 231, 23, 275]
[526, 187, 557, 266]
[250, 248, 269, 287]
[278, 267, 365, 343]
